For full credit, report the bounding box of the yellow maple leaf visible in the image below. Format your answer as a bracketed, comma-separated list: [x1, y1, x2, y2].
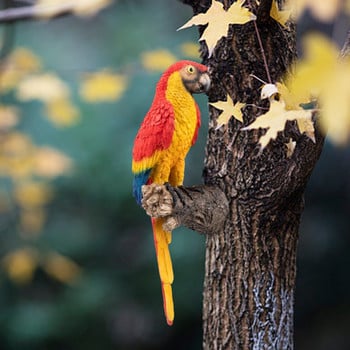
[0, 67, 23, 93]
[286, 0, 345, 21]
[20, 208, 46, 236]
[141, 49, 177, 72]
[1, 132, 33, 156]
[178, 0, 256, 57]
[35, 0, 112, 18]
[260, 83, 315, 141]
[34, 146, 73, 178]
[80, 70, 127, 102]
[275, 82, 310, 111]
[17, 73, 69, 102]
[296, 116, 316, 142]
[286, 34, 350, 144]
[73, 0, 112, 16]
[43, 252, 81, 284]
[180, 42, 200, 59]
[275, 83, 315, 141]
[320, 61, 350, 144]
[270, 0, 291, 27]
[14, 182, 52, 209]
[10, 48, 42, 72]
[242, 99, 313, 149]
[0, 132, 35, 178]
[285, 138, 296, 158]
[0, 48, 41, 92]
[210, 94, 245, 128]
[2, 248, 38, 284]
[286, 35, 339, 101]
[45, 98, 80, 127]
[0, 106, 19, 130]
[34, 0, 69, 18]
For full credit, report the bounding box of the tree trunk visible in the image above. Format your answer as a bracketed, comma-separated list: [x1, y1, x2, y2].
[197, 1, 324, 348]
[143, 0, 324, 348]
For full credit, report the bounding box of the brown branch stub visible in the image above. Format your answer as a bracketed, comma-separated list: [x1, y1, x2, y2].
[141, 183, 229, 235]
[0, 4, 70, 23]
[0, 1, 112, 23]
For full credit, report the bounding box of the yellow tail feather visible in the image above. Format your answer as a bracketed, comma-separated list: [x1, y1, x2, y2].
[151, 218, 174, 326]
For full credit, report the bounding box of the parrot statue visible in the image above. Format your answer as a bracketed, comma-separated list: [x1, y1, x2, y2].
[132, 60, 210, 325]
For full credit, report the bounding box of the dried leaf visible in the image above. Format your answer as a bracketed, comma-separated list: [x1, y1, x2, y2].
[320, 62, 350, 144]
[286, 35, 339, 101]
[17, 73, 69, 102]
[261, 83, 278, 100]
[285, 138, 296, 158]
[286, 34, 350, 144]
[270, 0, 291, 27]
[14, 182, 52, 209]
[276, 82, 310, 111]
[80, 70, 127, 102]
[0, 48, 41, 92]
[20, 208, 46, 236]
[0, 133, 34, 178]
[34, 146, 73, 178]
[210, 95, 245, 128]
[178, 0, 256, 57]
[286, 0, 345, 21]
[10, 48, 42, 72]
[0, 106, 19, 130]
[296, 116, 316, 142]
[73, 0, 112, 16]
[43, 252, 81, 284]
[141, 49, 177, 72]
[180, 42, 200, 58]
[2, 248, 38, 284]
[45, 98, 80, 127]
[0, 132, 35, 178]
[242, 100, 313, 149]
[1, 132, 33, 156]
[35, 0, 112, 18]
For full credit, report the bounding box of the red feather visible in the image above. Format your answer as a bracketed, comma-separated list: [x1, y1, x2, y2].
[132, 99, 175, 162]
[191, 103, 201, 145]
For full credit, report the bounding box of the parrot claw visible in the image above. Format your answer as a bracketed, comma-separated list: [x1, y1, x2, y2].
[163, 217, 179, 232]
[141, 184, 173, 218]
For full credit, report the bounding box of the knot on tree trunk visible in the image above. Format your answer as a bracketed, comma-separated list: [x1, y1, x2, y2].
[141, 183, 229, 235]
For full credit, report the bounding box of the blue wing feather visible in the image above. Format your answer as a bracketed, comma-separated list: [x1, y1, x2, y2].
[133, 169, 151, 205]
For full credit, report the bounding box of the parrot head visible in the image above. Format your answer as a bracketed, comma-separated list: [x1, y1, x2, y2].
[164, 60, 211, 94]
[178, 62, 211, 94]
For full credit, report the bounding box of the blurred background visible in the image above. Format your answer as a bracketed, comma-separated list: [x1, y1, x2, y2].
[0, 1, 349, 349]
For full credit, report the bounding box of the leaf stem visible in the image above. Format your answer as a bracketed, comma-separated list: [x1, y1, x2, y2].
[249, 74, 268, 85]
[246, 0, 272, 84]
[253, 19, 272, 83]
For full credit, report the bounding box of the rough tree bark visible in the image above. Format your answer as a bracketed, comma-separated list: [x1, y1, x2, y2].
[143, 1, 325, 349]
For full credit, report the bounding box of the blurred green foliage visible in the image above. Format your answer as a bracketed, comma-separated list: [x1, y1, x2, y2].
[0, 1, 206, 349]
[0, 1, 349, 350]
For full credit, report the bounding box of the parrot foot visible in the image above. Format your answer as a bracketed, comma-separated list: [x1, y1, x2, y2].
[162, 217, 179, 232]
[141, 184, 173, 218]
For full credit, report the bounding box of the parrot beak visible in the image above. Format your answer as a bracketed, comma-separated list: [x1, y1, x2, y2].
[197, 72, 211, 94]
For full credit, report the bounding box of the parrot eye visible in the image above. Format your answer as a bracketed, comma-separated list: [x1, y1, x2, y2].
[186, 65, 195, 74]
